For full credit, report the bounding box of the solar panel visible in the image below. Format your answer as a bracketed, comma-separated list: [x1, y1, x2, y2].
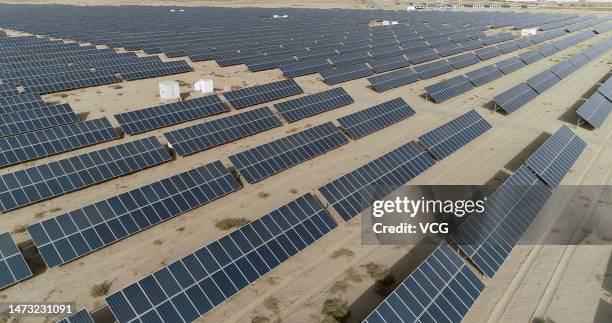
[318, 141, 435, 221]
[459, 39, 484, 51]
[106, 193, 337, 323]
[27, 160, 240, 268]
[568, 53, 589, 69]
[518, 49, 544, 64]
[337, 98, 416, 139]
[273, 87, 353, 123]
[496, 41, 519, 54]
[550, 60, 577, 79]
[368, 68, 421, 92]
[447, 52, 481, 69]
[0, 117, 120, 168]
[57, 309, 94, 323]
[229, 122, 348, 183]
[280, 58, 333, 78]
[465, 64, 504, 87]
[320, 63, 373, 85]
[118, 60, 193, 81]
[406, 49, 439, 64]
[525, 126, 586, 188]
[452, 165, 551, 278]
[598, 78, 612, 101]
[115, 95, 229, 135]
[493, 83, 539, 114]
[369, 55, 411, 73]
[0, 93, 46, 115]
[0, 103, 79, 138]
[425, 75, 475, 103]
[0, 137, 171, 212]
[0, 232, 32, 290]
[526, 70, 561, 94]
[436, 43, 464, 57]
[536, 44, 558, 57]
[164, 107, 282, 157]
[576, 92, 612, 129]
[223, 79, 303, 109]
[419, 110, 491, 160]
[0, 84, 19, 97]
[475, 46, 502, 60]
[413, 60, 454, 80]
[364, 243, 485, 323]
[495, 57, 527, 75]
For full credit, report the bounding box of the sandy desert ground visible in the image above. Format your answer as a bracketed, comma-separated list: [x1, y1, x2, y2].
[0, 2, 611, 323]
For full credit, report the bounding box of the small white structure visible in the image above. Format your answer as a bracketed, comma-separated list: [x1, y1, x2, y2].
[194, 79, 214, 93]
[391, 21, 399, 25]
[223, 85, 232, 92]
[407, 5, 416, 11]
[521, 28, 538, 37]
[159, 81, 180, 100]
[382, 20, 391, 26]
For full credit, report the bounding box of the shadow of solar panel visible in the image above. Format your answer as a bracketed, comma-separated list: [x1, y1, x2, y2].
[414, 60, 454, 80]
[320, 63, 373, 85]
[452, 165, 551, 278]
[525, 126, 586, 188]
[475, 46, 502, 60]
[280, 58, 333, 78]
[519, 49, 544, 64]
[319, 141, 435, 221]
[0, 232, 32, 290]
[115, 95, 229, 135]
[459, 39, 484, 51]
[0, 93, 45, 115]
[229, 122, 347, 183]
[337, 98, 415, 139]
[364, 243, 485, 323]
[368, 68, 421, 92]
[598, 78, 612, 101]
[493, 83, 539, 114]
[27, 160, 240, 268]
[526, 70, 561, 94]
[406, 49, 439, 64]
[57, 309, 94, 323]
[537, 44, 558, 57]
[118, 61, 193, 81]
[164, 107, 282, 156]
[496, 41, 519, 54]
[550, 60, 576, 79]
[495, 56, 526, 74]
[577, 92, 612, 129]
[274, 87, 353, 122]
[0, 118, 120, 168]
[447, 52, 481, 69]
[106, 193, 336, 323]
[369, 55, 411, 73]
[0, 103, 78, 138]
[0, 137, 171, 212]
[465, 64, 504, 87]
[223, 79, 303, 109]
[419, 110, 491, 160]
[425, 75, 474, 103]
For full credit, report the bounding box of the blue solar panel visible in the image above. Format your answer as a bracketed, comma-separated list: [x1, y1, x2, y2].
[452, 165, 551, 278]
[465, 64, 504, 87]
[27, 160, 241, 268]
[495, 57, 526, 75]
[106, 193, 337, 322]
[273, 87, 353, 122]
[337, 97, 416, 139]
[368, 68, 421, 92]
[414, 60, 454, 79]
[526, 70, 561, 94]
[419, 110, 491, 160]
[447, 52, 481, 69]
[519, 50, 544, 65]
[369, 55, 411, 73]
[223, 79, 303, 109]
[525, 126, 586, 188]
[320, 63, 373, 85]
[475, 46, 502, 60]
[364, 243, 485, 323]
[115, 95, 229, 135]
[319, 141, 435, 221]
[425, 75, 475, 103]
[493, 83, 539, 114]
[0, 103, 79, 137]
[550, 60, 576, 79]
[164, 107, 282, 156]
[598, 77, 612, 101]
[0, 93, 46, 115]
[57, 309, 94, 323]
[229, 122, 348, 183]
[576, 92, 611, 129]
[0, 232, 32, 290]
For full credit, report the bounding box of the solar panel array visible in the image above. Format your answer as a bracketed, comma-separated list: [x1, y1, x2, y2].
[425, 75, 474, 103]
[106, 193, 337, 323]
[115, 95, 229, 135]
[0, 103, 79, 137]
[229, 122, 348, 183]
[273, 87, 353, 122]
[337, 98, 416, 139]
[320, 63, 373, 85]
[319, 141, 435, 221]
[525, 126, 586, 188]
[465, 64, 504, 87]
[419, 110, 492, 160]
[368, 68, 421, 92]
[493, 83, 539, 114]
[0, 137, 171, 212]
[223, 79, 303, 109]
[27, 161, 240, 267]
[57, 310, 95, 323]
[0, 232, 32, 290]
[364, 243, 485, 323]
[598, 77, 612, 101]
[0, 93, 46, 114]
[0, 117, 120, 168]
[526, 70, 561, 94]
[164, 107, 282, 156]
[576, 92, 611, 129]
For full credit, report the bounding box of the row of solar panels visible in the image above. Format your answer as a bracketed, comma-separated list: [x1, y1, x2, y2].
[576, 76, 612, 129]
[366, 125, 587, 322]
[494, 36, 610, 115]
[424, 29, 603, 103]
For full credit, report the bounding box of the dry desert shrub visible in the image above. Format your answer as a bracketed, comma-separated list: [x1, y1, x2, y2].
[90, 281, 112, 297]
[321, 297, 349, 321]
[216, 218, 250, 230]
[12, 225, 26, 234]
[331, 248, 354, 259]
[532, 317, 556, 323]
